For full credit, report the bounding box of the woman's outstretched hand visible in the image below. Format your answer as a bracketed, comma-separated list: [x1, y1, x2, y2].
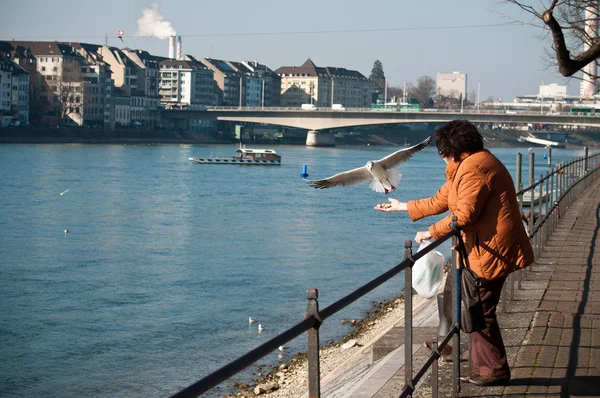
[374, 198, 408, 212]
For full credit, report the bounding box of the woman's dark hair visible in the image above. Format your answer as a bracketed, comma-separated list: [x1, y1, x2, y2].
[435, 120, 484, 161]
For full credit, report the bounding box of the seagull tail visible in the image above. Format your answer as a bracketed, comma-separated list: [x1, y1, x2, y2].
[369, 179, 387, 193]
[370, 171, 402, 193]
[387, 171, 402, 190]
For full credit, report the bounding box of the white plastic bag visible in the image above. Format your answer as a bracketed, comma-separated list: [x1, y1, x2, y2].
[412, 239, 444, 299]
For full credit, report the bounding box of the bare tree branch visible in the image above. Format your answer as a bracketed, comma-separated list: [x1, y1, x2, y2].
[501, 0, 600, 77]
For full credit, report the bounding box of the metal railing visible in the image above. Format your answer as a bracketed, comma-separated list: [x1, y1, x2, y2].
[170, 219, 468, 398]
[171, 150, 600, 398]
[501, 148, 600, 309]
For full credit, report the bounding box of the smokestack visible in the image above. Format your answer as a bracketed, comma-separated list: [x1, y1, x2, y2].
[583, 6, 598, 98]
[176, 36, 182, 60]
[168, 35, 176, 59]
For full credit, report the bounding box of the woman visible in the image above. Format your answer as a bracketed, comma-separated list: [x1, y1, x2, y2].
[375, 119, 533, 387]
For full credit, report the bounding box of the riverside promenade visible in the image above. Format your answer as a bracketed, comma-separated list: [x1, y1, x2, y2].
[331, 175, 600, 397]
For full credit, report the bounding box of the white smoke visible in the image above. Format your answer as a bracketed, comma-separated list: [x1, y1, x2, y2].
[136, 3, 176, 39]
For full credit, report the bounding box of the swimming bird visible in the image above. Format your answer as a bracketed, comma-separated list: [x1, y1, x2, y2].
[60, 189, 70, 196]
[249, 317, 256, 324]
[258, 324, 265, 332]
[306, 136, 432, 194]
[278, 345, 286, 352]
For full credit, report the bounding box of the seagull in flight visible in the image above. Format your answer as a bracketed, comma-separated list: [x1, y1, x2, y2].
[306, 136, 432, 193]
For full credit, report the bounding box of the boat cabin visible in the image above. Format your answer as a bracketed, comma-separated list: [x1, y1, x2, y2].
[235, 148, 281, 162]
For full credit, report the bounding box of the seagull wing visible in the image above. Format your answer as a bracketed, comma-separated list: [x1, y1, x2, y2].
[378, 136, 432, 170]
[306, 165, 372, 189]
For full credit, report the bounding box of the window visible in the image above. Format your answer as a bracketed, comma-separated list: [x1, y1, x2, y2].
[41, 66, 46, 72]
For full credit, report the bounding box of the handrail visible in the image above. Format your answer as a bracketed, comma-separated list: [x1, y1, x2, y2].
[170, 226, 464, 397]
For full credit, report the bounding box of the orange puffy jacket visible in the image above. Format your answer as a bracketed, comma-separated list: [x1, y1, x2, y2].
[407, 149, 534, 280]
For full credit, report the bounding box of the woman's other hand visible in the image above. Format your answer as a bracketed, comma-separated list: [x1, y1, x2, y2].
[374, 198, 408, 212]
[415, 230, 432, 243]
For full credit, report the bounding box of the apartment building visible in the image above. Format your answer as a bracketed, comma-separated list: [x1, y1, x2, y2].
[225, 61, 281, 107]
[122, 49, 161, 128]
[73, 43, 113, 127]
[11, 61, 29, 124]
[158, 59, 216, 109]
[4, 41, 114, 126]
[200, 58, 242, 106]
[436, 72, 467, 100]
[159, 58, 217, 132]
[0, 56, 12, 114]
[276, 59, 371, 108]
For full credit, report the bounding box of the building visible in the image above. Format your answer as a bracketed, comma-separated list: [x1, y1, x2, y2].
[0, 55, 12, 115]
[539, 83, 567, 99]
[159, 58, 217, 132]
[122, 49, 161, 128]
[275, 59, 371, 108]
[113, 88, 130, 127]
[7, 41, 89, 126]
[73, 43, 113, 128]
[226, 61, 281, 107]
[4, 41, 116, 127]
[158, 58, 216, 109]
[200, 58, 242, 106]
[436, 72, 467, 100]
[10, 61, 29, 124]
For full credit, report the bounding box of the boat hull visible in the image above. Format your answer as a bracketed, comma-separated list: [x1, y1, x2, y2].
[188, 157, 281, 165]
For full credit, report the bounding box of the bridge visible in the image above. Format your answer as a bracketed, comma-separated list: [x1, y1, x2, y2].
[162, 107, 600, 146]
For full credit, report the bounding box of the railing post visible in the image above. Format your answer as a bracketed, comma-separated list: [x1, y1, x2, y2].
[432, 336, 438, 398]
[450, 216, 461, 395]
[306, 288, 321, 398]
[404, 240, 413, 394]
[584, 147, 589, 173]
[516, 153, 523, 191]
[527, 152, 535, 275]
[551, 165, 556, 231]
[537, 173, 543, 258]
[545, 171, 550, 247]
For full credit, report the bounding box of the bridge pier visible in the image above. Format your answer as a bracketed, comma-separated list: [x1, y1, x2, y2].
[306, 130, 335, 147]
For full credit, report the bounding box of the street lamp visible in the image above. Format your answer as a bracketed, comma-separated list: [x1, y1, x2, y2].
[477, 80, 480, 113]
[384, 78, 387, 109]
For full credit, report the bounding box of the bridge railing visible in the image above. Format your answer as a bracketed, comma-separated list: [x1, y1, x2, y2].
[175, 106, 598, 118]
[169, 219, 469, 397]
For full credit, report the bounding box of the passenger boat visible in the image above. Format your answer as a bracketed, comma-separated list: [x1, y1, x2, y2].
[188, 146, 282, 165]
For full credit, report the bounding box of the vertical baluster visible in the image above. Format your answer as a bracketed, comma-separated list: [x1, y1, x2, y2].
[431, 336, 438, 398]
[451, 217, 461, 395]
[538, 173, 543, 257]
[545, 171, 550, 247]
[527, 152, 535, 274]
[404, 240, 413, 394]
[306, 289, 321, 398]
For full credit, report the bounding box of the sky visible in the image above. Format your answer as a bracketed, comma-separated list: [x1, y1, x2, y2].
[0, 0, 585, 101]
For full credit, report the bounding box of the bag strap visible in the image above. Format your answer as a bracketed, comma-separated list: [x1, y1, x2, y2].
[456, 235, 482, 285]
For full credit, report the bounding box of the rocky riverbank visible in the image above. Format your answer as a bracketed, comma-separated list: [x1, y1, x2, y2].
[219, 285, 441, 398]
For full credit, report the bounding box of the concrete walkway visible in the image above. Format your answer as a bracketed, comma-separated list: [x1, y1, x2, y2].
[344, 176, 600, 397]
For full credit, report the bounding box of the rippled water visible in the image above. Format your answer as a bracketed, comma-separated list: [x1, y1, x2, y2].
[0, 142, 585, 397]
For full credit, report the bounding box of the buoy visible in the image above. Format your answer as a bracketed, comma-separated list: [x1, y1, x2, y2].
[300, 164, 309, 178]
